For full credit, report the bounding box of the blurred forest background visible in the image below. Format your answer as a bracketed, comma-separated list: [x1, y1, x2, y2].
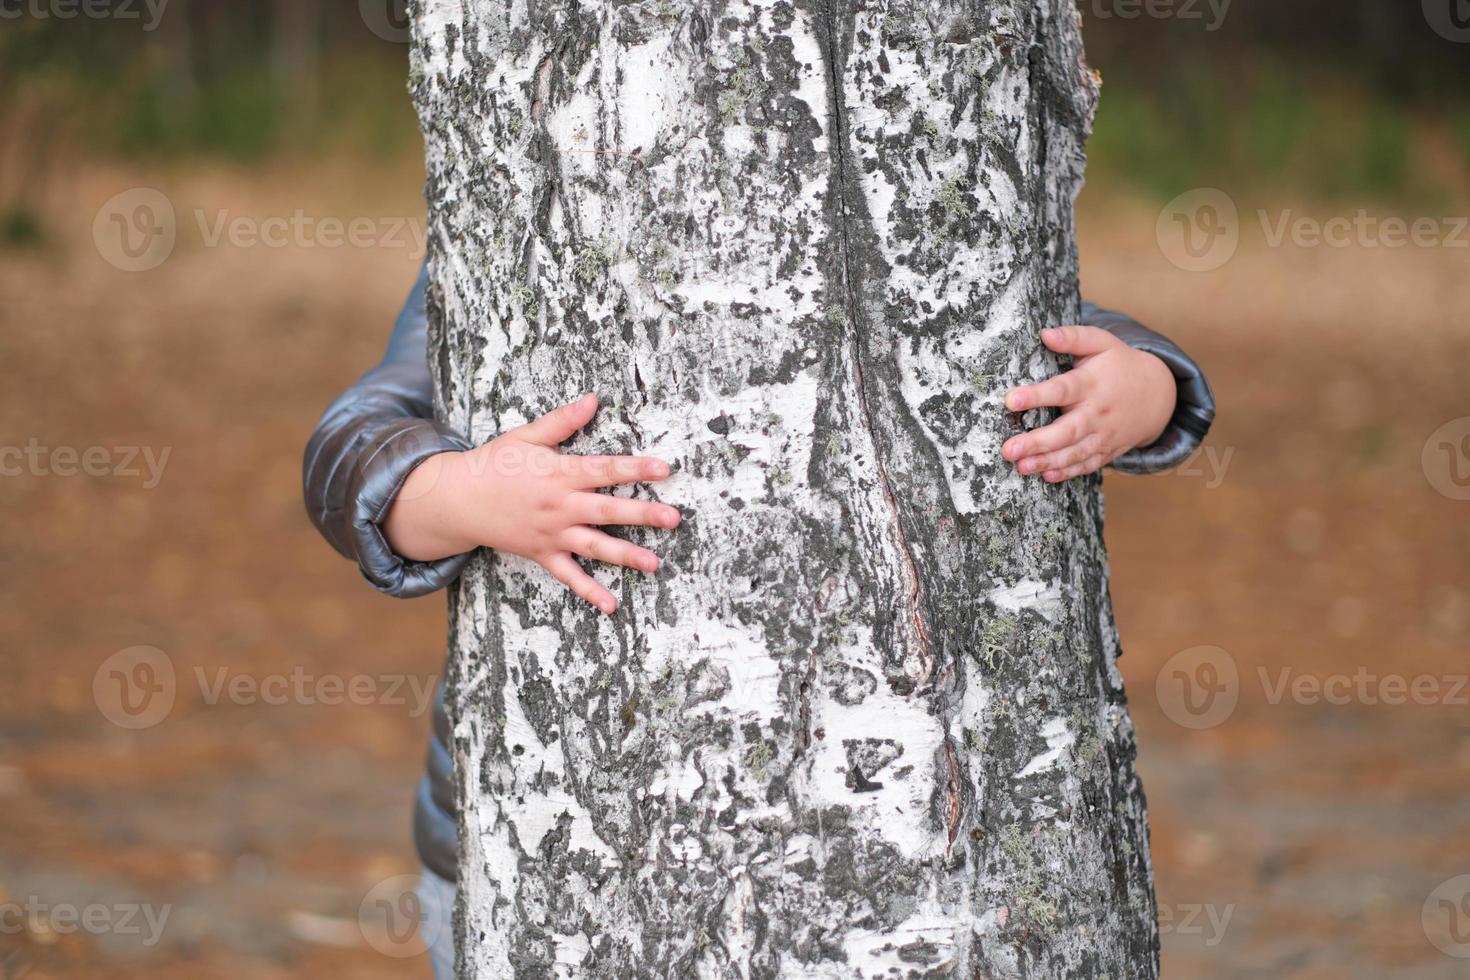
[6, 0, 1470, 236]
[2, 2, 1469, 979]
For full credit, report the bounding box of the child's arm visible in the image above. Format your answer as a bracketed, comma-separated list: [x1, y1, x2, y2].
[303, 262, 678, 611]
[1001, 304, 1216, 482]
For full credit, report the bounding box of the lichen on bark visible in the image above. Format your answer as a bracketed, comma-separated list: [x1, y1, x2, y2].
[410, 0, 1158, 975]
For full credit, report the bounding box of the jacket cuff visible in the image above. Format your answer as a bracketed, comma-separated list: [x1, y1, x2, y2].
[1082, 304, 1217, 475]
[346, 418, 474, 598]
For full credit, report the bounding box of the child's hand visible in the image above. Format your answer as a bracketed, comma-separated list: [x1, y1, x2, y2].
[1001, 326, 1176, 482]
[384, 393, 680, 614]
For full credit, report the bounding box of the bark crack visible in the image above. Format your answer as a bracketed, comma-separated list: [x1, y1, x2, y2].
[819, 0, 932, 676]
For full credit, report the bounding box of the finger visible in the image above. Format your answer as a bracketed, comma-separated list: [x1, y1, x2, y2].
[563, 527, 662, 574]
[1002, 409, 1088, 462]
[1044, 453, 1109, 483]
[543, 552, 618, 614]
[1040, 325, 1121, 358]
[1006, 371, 1086, 412]
[568, 455, 672, 489]
[514, 393, 599, 447]
[1020, 435, 1104, 476]
[567, 493, 682, 530]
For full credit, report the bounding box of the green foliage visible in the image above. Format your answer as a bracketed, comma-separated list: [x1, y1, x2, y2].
[0, 209, 43, 249]
[1087, 89, 1200, 200]
[0, 9, 417, 163]
[1088, 61, 1464, 207]
[1243, 61, 1306, 171]
[1454, 113, 1470, 167]
[1358, 105, 1411, 198]
[1, 4, 1466, 213]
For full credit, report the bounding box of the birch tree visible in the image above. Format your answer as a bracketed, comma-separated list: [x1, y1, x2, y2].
[409, 0, 1158, 974]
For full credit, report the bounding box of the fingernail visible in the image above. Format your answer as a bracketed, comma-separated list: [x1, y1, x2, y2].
[1041, 328, 1058, 340]
[662, 508, 681, 528]
[642, 556, 660, 573]
[601, 598, 617, 614]
[1005, 393, 1021, 411]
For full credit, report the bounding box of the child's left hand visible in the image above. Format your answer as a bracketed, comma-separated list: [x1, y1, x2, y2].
[1001, 326, 1176, 482]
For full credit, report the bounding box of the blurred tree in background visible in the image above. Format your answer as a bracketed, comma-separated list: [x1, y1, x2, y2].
[1082, 0, 1470, 201]
[0, 0, 416, 242]
[2, 0, 423, 155]
[2, 0, 1468, 246]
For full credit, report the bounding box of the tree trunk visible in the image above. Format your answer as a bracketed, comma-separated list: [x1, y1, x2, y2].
[409, 0, 1158, 975]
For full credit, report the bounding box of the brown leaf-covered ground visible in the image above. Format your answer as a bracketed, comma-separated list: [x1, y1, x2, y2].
[0, 162, 1467, 978]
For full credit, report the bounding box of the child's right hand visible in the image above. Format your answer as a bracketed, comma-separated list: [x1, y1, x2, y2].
[383, 393, 680, 614]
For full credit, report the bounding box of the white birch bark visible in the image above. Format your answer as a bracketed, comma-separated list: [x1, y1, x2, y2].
[409, 0, 1158, 974]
